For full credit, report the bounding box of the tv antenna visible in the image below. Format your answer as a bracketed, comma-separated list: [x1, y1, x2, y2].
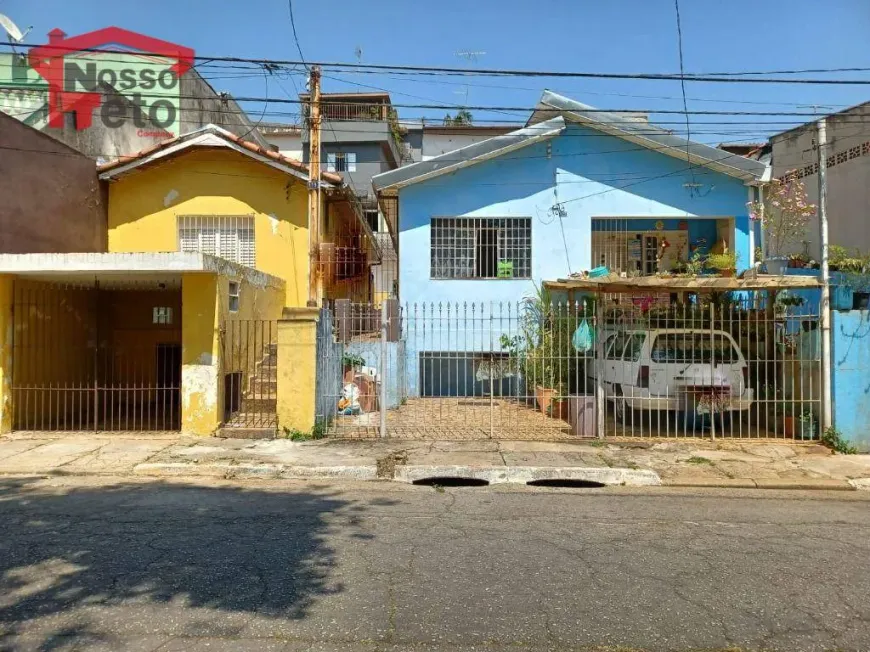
[0, 13, 32, 53]
[455, 50, 486, 63]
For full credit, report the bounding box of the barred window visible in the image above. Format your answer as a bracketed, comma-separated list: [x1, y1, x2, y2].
[178, 215, 255, 267]
[430, 217, 531, 279]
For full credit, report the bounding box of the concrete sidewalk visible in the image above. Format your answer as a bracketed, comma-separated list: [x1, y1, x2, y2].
[1, 432, 869, 489]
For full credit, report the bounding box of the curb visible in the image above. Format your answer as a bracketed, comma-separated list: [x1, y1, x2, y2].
[394, 465, 661, 487]
[133, 462, 378, 481]
[663, 477, 856, 491]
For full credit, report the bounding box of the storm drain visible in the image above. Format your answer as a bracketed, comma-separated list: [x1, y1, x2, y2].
[527, 479, 606, 489]
[412, 477, 490, 487]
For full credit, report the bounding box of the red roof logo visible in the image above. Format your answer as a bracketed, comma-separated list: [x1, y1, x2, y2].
[28, 27, 194, 130]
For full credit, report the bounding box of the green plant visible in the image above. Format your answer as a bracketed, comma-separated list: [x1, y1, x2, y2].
[686, 456, 713, 465]
[749, 175, 815, 258]
[342, 352, 366, 369]
[443, 109, 473, 126]
[821, 426, 858, 454]
[282, 422, 326, 441]
[500, 283, 586, 396]
[684, 251, 706, 276]
[706, 251, 738, 272]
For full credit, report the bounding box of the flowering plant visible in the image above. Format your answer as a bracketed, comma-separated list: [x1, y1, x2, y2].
[748, 175, 815, 258]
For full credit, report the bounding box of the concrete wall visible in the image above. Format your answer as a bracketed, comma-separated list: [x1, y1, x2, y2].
[770, 104, 870, 259]
[106, 148, 310, 307]
[421, 127, 518, 160]
[305, 141, 392, 201]
[179, 71, 269, 148]
[398, 123, 753, 307]
[265, 133, 303, 160]
[0, 113, 107, 253]
[831, 310, 870, 451]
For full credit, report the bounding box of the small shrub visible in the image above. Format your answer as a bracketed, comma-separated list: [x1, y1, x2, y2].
[282, 422, 326, 442]
[821, 426, 857, 455]
[686, 456, 713, 465]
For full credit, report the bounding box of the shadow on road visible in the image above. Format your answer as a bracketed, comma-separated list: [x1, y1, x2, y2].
[0, 477, 385, 651]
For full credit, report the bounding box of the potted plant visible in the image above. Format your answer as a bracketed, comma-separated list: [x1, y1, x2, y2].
[749, 175, 815, 275]
[788, 252, 808, 269]
[342, 352, 366, 381]
[706, 251, 738, 277]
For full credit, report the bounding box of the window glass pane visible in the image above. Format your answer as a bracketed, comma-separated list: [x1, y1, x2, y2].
[623, 333, 646, 361]
[606, 334, 628, 360]
[326, 153, 336, 172]
[346, 152, 356, 172]
[651, 333, 737, 364]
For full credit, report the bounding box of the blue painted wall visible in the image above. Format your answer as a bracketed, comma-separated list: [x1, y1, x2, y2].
[832, 310, 870, 451]
[398, 123, 753, 307]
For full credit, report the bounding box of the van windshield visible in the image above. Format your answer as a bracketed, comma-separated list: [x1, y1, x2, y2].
[651, 333, 739, 364]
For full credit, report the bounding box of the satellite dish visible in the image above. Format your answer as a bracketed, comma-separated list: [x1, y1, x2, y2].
[0, 13, 32, 44]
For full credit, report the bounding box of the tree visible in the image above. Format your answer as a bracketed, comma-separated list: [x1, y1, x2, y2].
[749, 175, 815, 258]
[442, 109, 473, 126]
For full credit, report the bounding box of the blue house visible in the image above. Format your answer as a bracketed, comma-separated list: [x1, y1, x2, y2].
[372, 91, 767, 397]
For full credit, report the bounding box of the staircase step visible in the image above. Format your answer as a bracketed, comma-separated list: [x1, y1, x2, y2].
[217, 426, 277, 440]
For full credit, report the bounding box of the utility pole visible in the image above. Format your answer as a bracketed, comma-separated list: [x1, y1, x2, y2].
[307, 65, 322, 307]
[818, 117, 832, 430]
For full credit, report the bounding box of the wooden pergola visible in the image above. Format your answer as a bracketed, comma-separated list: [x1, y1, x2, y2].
[544, 273, 822, 297]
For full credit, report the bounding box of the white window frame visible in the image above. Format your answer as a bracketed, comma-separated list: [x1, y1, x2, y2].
[228, 281, 240, 313]
[326, 151, 355, 173]
[178, 215, 255, 268]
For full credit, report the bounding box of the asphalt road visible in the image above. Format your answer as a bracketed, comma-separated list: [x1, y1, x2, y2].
[0, 476, 868, 652]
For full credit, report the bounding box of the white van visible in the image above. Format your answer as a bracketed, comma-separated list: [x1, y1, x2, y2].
[593, 328, 754, 419]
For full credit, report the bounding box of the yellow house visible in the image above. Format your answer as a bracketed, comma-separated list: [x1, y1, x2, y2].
[0, 125, 379, 438]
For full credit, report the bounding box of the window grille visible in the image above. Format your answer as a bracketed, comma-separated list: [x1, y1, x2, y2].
[430, 217, 531, 279]
[178, 215, 255, 267]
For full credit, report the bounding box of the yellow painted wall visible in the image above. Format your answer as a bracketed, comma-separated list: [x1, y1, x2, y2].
[0, 275, 12, 432]
[276, 307, 319, 434]
[107, 149, 310, 307]
[181, 273, 221, 435]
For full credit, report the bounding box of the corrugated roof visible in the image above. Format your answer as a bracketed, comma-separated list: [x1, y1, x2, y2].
[97, 124, 342, 184]
[529, 90, 765, 181]
[372, 116, 566, 191]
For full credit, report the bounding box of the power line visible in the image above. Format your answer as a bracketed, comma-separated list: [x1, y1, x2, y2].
[287, 0, 308, 70]
[672, 0, 696, 189]
[4, 41, 870, 84]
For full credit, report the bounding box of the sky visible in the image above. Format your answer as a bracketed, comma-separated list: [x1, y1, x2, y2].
[3, 0, 870, 145]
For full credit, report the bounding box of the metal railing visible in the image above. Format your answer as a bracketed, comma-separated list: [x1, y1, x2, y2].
[221, 320, 278, 432]
[314, 294, 823, 441]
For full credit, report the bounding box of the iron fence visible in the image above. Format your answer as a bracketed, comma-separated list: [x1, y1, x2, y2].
[314, 294, 823, 441]
[221, 319, 278, 432]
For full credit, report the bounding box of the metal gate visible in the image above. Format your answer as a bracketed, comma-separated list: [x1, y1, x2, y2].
[315, 294, 823, 441]
[11, 281, 182, 432]
[220, 319, 278, 434]
[317, 299, 598, 440]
